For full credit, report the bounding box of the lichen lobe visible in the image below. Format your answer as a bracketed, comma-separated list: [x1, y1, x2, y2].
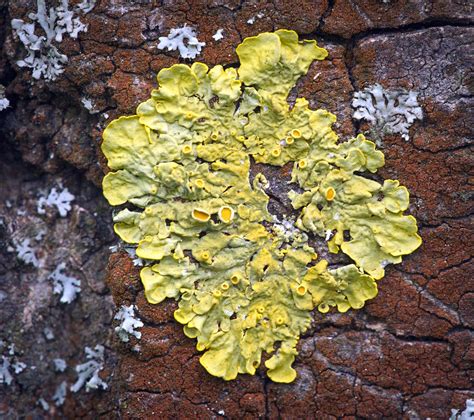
[101, 30, 421, 383]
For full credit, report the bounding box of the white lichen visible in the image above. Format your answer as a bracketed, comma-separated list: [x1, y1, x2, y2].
[109, 244, 119, 253]
[38, 398, 50, 411]
[109, 243, 143, 265]
[124, 245, 144, 266]
[0, 98, 9, 111]
[212, 29, 224, 41]
[53, 381, 67, 406]
[0, 356, 13, 385]
[0, 84, 9, 111]
[352, 83, 423, 145]
[14, 238, 40, 267]
[37, 187, 74, 217]
[325, 229, 333, 241]
[81, 97, 100, 114]
[114, 305, 144, 342]
[271, 215, 307, 244]
[247, 12, 264, 25]
[53, 358, 67, 372]
[451, 399, 474, 420]
[76, 0, 96, 13]
[12, 361, 27, 374]
[43, 327, 54, 340]
[11, 0, 95, 81]
[71, 345, 107, 392]
[158, 25, 205, 59]
[0, 344, 26, 386]
[132, 257, 144, 267]
[49, 262, 81, 304]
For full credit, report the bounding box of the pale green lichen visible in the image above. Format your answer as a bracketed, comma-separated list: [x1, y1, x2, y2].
[102, 30, 422, 383]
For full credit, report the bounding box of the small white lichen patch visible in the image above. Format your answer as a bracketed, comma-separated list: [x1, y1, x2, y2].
[53, 358, 67, 372]
[12, 361, 27, 374]
[53, 381, 67, 406]
[81, 97, 98, 114]
[325, 229, 333, 241]
[38, 397, 50, 411]
[49, 262, 81, 304]
[212, 29, 224, 41]
[158, 25, 206, 59]
[0, 98, 9, 111]
[0, 356, 13, 385]
[37, 187, 74, 217]
[11, 0, 95, 81]
[14, 238, 40, 267]
[247, 12, 265, 25]
[0, 344, 26, 386]
[451, 399, 474, 420]
[125, 246, 144, 266]
[76, 0, 96, 13]
[114, 305, 144, 342]
[71, 345, 107, 392]
[43, 327, 54, 340]
[352, 83, 423, 145]
[271, 215, 307, 244]
[110, 243, 144, 265]
[0, 84, 9, 111]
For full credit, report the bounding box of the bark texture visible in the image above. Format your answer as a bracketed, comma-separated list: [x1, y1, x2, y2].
[0, 0, 472, 418]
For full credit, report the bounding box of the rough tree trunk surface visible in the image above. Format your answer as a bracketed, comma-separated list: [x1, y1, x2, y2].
[0, 1, 472, 419]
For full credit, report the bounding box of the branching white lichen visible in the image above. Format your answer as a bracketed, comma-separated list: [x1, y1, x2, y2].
[212, 29, 224, 41]
[114, 305, 144, 342]
[81, 97, 98, 114]
[52, 381, 67, 406]
[124, 246, 144, 266]
[12, 361, 27, 374]
[451, 399, 474, 420]
[247, 12, 264, 25]
[109, 242, 144, 266]
[0, 356, 13, 385]
[158, 25, 206, 59]
[38, 398, 50, 411]
[76, 0, 96, 13]
[71, 345, 107, 392]
[0, 84, 10, 111]
[49, 262, 81, 304]
[37, 187, 75, 217]
[0, 343, 26, 386]
[53, 358, 67, 372]
[14, 238, 40, 267]
[352, 83, 423, 145]
[11, 0, 96, 81]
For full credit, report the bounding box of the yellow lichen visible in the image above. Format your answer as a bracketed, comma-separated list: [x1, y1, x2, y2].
[192, 208, 210, 222]
[218, 206, 234, 223]
[194, 179, 205, 189]
[291, 129, 302, 138]
[325, 187, 336, 201]
[182, 144, 193, 154]
[102, 30, 421, 384]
